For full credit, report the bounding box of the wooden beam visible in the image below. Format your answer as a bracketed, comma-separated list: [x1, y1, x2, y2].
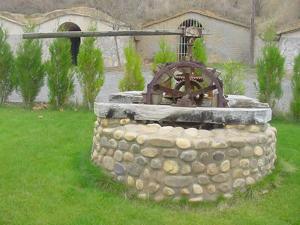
[23, 30, 183, 39]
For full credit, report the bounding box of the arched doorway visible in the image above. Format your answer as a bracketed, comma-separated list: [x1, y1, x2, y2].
[58, 22, 81, 65]
[178, 19, 203, 60]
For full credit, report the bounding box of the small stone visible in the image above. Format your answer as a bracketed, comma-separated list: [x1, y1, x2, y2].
[218, 183, 231, 193]
[162, 148, 178, 158]
[233, 178, 246, 188]
[141, 148, 159, 158]
[124, 132, 137, 141]
[136, 156, 148, 166]
[181, 164, 191, 175]
[192, 161, 206, 173]
[158, 126, 173, 134]
[233, 169, 244, 178]
[130, 144, 140, 153]
[258, 159, 265, 167]
[254, 146, 264, 156]
[250, 159, 258, 169]
[193, 139, 211, 149]
[114, 163, 126, 175]
[192, 184, 203, 194]
[246, 177, 256, 185]
[116, 176, 125, 182]
[120, 118, 130, 125]
[154, 194, 165, 202]
[127, 163, 142, 177]
[213, 151, 225, 161]
[148, 182, 160, 194]
[100, 148, 107, 155]
[212, 173, 229, 183]
[207, 163, 219, 175]
[127, 176, 135, 186]
[176, 138, 191, 149]
[147, 137, 175, 147]
[101, 119, 109, 127]
[113, 150, 123, 162]
[180, 150, 197, 162]
[102, 156, 114, 171]
[243, 170, 250, 176]
[118, 140, 130, 151]
[163, 160, 179, 174]
[143, 168, 151, 179]
[184, 128, 198, 137]
[228, 137, 246, 148]
[227, 148, 240, 157]
[199, 152, 210, 163]
[113, 130, 124, 140]
[164, 176, 193, 188]
[106, 149, 115, 156]
[108, 139, 118, 149]
[211, 141, 228, 149]
[136, 135, 147, 144]
[150, 158, 162, 169]
[231, 158, 240, 168]
[100, 137, 109, 147]
[241, 146, 253, 157]
[163, 187, 175, 196]
[240, 159, 250, 169]
[207, 184, 216, 194]
[137, 193, 148, 200]
[136, 179, 144, 190]
[189, 197, 203, 203]
[198, 175, 210, 185]
[220, 160, 230, 172]
[91, 150, 98, 161]
[103, 128, 115, 136]
[123, 152, 134, 162]
[178, 189, 189, 196]
[248, 125, 261, 133]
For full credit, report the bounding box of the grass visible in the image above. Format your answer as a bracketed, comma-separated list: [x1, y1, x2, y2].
[0, 106, 299, 225]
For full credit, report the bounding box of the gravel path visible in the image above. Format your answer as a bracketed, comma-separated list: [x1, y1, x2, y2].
[8, 69, 292, 112]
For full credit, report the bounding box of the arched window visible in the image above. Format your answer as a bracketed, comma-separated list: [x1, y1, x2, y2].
[178, 19, 202, 60]
[58, 22, 81, 65]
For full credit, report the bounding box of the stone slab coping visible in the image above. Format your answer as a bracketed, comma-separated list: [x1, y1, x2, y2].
[94, 102, 272, 125]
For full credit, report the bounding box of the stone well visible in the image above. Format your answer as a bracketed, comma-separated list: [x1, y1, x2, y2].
[91, 93, 277, 202]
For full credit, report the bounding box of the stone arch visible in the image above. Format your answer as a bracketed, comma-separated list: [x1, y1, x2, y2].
[178, 19, 203, 60]
[58, 22, 81, 65]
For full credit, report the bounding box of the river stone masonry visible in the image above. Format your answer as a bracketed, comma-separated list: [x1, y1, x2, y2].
[91, 118, 277, 202]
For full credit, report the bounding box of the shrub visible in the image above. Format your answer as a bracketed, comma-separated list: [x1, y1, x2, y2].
[291, 54, 300, 119]
[15, 35, 44, 108]
[46, 38, 73, 109]
[152, 39, 177, 72]
[0, 26, 15, 105]
[221, 61, 245, 95]
[77, 36, 104, 110]
[256, 43, 285, 108]
[119, 42, 144, 91]
[192, 37, 207, 64]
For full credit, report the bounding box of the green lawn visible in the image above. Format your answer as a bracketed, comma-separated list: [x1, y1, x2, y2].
[0, 106, 299, 225]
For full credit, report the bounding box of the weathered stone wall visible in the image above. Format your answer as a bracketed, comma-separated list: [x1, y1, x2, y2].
[91, 118, 277, 202]
[136, 11, 250, 64]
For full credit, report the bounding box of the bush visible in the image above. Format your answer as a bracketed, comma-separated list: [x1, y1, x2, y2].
[77, 36, 104, 110]
[256, 43, 285, 108]
[291, 54, 300, 119]
[119, 42, 144, 91]
[192, 38, 207, 64]
[15, 36, 44, 108]
[152, 39, 177, 72]
[46, 39, 73, 109]
[221, 61, 245, 95]
[0, 27, 15, 105]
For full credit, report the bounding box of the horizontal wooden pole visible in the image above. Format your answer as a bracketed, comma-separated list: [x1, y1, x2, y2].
[23, 30, 183, 39]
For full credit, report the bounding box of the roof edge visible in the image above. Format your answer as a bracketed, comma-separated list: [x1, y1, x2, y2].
[142, 9, 249, 29]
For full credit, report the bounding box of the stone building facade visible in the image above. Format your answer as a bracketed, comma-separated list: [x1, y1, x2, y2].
[136, 10, 251, 64]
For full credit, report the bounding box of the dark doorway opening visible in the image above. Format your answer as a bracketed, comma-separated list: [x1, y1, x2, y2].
[58, 22, 81, 65]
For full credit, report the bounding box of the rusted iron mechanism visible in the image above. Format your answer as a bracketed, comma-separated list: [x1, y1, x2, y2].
[145, 27, 227, 107]
[23, 26, 227, 107]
